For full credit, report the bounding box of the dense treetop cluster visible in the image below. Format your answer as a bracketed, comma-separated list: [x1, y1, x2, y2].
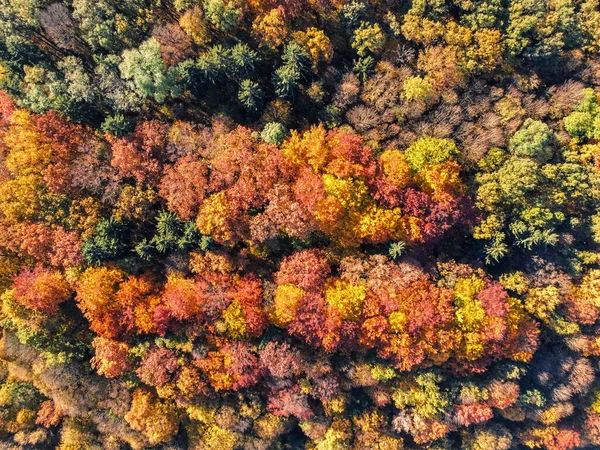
[3, 0, 600, 449]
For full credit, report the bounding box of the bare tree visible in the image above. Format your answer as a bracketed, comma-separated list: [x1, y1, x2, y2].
[40, 3, 86, 53]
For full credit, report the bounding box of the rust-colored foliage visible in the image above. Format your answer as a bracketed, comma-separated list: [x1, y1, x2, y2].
[13, 266, 72, 314]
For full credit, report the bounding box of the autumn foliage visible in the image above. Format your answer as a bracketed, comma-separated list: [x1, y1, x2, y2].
[2, 1, 600, 449]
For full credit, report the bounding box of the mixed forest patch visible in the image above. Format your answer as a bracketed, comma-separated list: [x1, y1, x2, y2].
[2, 0, 600, 449]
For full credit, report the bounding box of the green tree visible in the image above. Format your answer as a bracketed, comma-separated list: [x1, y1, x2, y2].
[404, 137, 460, 171]
[58, 57, 96, 105]
[238, 79, 264, 112]
[402, 76, 435, 103]
[564, 89, 600, 140]
[351, 22, 386, 57]
[505, 0, 580, 58]
[458, 0, 505, 30]
[508, 119, 553, 163]
[230, 43, 259, 80]
[151, 210, 200, 253]
[72, 0, 145, 52]
[261, 122, 288, 145]
[82, 217, 131, 266]
[95, 54, 143, 112]
[352, 56, 375, 82]
[475, 123, 600, 266]
[196, 44, 232, 84]
[203, 0, 241, 32]
[340, 1, 369, 28]
[281, 41, 311, 77]
[19, 65, 70, 114]
[101, 114, 134, 137]
[119, 38, 181, 104]
[497, 157, 541, 199]
[272, 42, 310, 100]
[273, 65, 300, 100]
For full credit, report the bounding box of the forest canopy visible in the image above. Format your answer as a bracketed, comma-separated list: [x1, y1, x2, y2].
[2, 0, 600, 449]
